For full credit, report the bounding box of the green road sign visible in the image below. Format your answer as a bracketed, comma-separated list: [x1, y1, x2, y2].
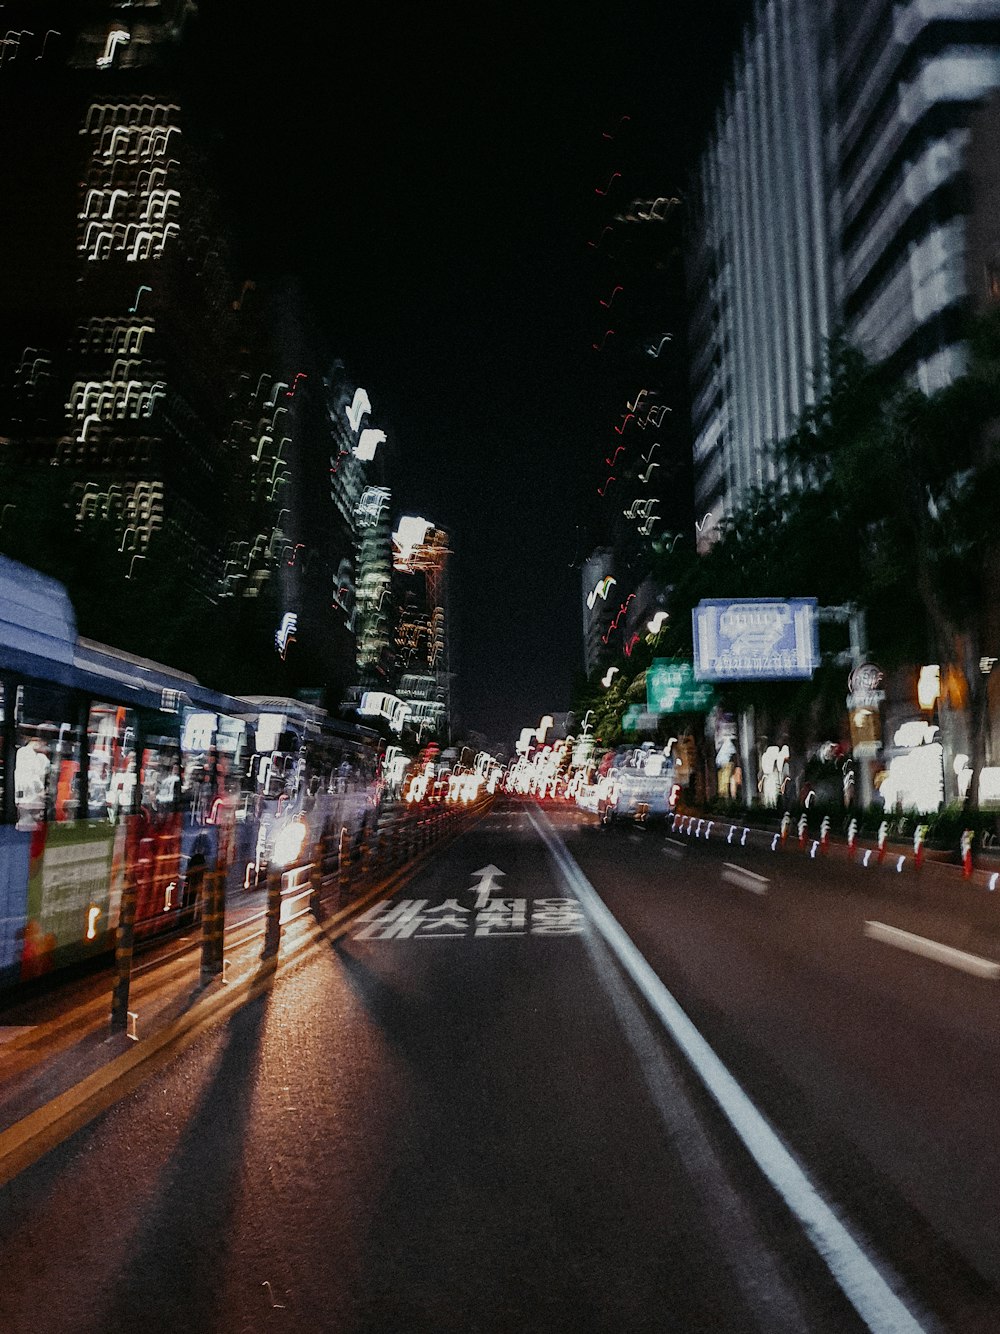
[647, 659, 715, 714]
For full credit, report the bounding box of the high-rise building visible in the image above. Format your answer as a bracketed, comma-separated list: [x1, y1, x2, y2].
[686, 0, 1000, 532]
[685, 0, 836, 544]
[354, 482, 395, 687]
[581, 547, 617, 678]
[391, 516, 452, 744]
[0, 5, 390, 704]
[0, 0, 242, 600]
[834, 0, 1000, 394]
[8, 4, 229, 544]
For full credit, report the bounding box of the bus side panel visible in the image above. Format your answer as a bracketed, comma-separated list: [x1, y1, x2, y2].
[132, 810, 184, 928]
[24, 821, 119, 978]
[0, 826, 31, 989]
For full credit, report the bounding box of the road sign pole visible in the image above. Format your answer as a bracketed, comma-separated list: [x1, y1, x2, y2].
[738, 706, 755, 809]
[849, 607, 876, 812]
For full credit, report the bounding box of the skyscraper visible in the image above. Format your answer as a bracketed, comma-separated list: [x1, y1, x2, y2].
[686, 0, 1000, 532]
[834, 0, 1000, 393]
[0, 0, 239, 591]
[685, 0, 836, 544]
[391, 516, 452, 744]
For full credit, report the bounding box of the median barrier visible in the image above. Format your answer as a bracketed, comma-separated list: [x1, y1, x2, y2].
[662, 807, 1000, 894]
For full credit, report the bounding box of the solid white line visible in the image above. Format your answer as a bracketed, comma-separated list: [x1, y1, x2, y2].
[864, 921, 1000, 980]
[527, 808, 929, 1334]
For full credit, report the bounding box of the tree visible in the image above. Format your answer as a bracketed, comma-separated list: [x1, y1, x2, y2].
[781, 324, 1000, 810]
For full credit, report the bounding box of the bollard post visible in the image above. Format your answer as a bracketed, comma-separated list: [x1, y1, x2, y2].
[820, 815, 830, 854]
[914, 823, 928, 868]
[847, 817, 858, 859]
[309, 838, 324, 918]
[200, 865, 225, 981]
[780, 812, 790, 847]
[262, 862, 282, 957]
[338, 825, 351, 894]
[877, 820, 888, 864]
[797, 814, 807, 849]
[352, 819, 367, 875]
[962, 828, 974, 879]
[110, 862, 138, 1033]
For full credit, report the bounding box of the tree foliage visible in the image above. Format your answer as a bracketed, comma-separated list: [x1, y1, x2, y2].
[573, 315, 1000, 808]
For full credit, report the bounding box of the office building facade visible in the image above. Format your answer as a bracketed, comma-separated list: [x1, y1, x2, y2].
[835, 0, 1000, 393]
[686, 0, 837, 545]
[686, 0, 1000, 534]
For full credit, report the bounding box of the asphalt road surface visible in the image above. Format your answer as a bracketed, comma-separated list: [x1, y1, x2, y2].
[2, 799, 999, 1332]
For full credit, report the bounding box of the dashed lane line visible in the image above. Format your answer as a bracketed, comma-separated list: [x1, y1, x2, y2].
[863, 921, 1000, 981]
[721, 863, 770, 895]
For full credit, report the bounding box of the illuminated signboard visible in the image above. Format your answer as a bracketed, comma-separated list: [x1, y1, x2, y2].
[692, 599, 819, 681]
[647, 660, 715, 715]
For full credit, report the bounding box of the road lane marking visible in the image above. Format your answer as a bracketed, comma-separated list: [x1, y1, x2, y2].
[0, 1027, 36, 1045]
[863, 921, 1000, 980]
[721, 863, 769, 895]
[350, 896, 585, 941]
[572, 860, 811, 1328]
[528, 807, 930, 1334]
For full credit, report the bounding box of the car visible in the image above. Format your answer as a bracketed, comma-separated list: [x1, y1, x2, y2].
[594, 768, 678, 825]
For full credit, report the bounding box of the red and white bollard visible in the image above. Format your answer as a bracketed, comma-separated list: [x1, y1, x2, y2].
[877, 821, 888, 864]
[914, 823, 928, 869]
[961, 828, 974, 879]
[798, 814, 808, 849]
[820, 815, 830, 854]
[847, 817, 858, 858]
[780, 812, 791, 847]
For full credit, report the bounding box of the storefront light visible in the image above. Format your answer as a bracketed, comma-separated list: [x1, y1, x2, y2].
[917, 664, 940, 711]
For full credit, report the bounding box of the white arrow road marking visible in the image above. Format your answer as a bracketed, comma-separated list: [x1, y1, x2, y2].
[470, 863, 505, 909]
[864, 921, 1000, 980]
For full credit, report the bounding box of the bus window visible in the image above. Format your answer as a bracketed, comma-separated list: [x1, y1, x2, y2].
[14, 684, 81, 828]
[141, 734, 182, 812]
[87, 703, 136, 822]
[263, 751, 296, 799]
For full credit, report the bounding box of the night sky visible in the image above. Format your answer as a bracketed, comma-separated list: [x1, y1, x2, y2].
[189, 3, 750, 745]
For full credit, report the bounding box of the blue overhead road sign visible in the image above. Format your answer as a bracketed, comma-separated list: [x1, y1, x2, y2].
[692, 598, 819, 681]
